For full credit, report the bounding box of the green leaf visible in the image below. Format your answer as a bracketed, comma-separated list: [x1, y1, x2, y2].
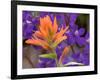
[39, 53, 57, 59]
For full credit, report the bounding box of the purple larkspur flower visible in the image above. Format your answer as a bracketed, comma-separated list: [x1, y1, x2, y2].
[23, 23, 36, 39]
[55, 13, 90, 66]
[71, 49, 89, 65]
[23, 12, 90, 67]
[64, 14, 79, 45]
[75, 29, 89, 47]
[71, 34, 90, 65]
[65, 13, 89, 47]
[23, 11, 33, 22]
[68, 13, 79, 26]
[23, 11, 38, 39]
[68, 30, 90, 65]
[66, 25, 87, 47]
[66, 23, 89, 65]
[56, 13, 66, 28]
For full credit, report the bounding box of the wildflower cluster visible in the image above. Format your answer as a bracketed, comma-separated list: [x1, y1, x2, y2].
[23, 11, 89, 68]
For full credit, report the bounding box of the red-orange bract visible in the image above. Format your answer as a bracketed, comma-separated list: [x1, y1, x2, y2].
[59, 46, 70, 64]
[26, 15, 69, 50]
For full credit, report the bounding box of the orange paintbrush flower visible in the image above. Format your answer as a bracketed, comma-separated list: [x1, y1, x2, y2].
[26, 15, 69, 50]
[59, 46, 70, 64]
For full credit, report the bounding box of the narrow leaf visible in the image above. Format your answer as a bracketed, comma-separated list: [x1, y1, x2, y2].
[39, 53, 57, 59]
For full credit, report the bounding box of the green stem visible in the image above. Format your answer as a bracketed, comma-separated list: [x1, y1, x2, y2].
[52, 49, 60, 67]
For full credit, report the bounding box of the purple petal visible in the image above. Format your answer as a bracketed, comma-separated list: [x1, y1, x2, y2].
[69, 13, 79, 26]
[40, 12, 48, 17]
[23, 11, 33, 22]
[76, 37, 86, 47]
[78, 28, 85, 36]
[85, 32, 89, 39]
